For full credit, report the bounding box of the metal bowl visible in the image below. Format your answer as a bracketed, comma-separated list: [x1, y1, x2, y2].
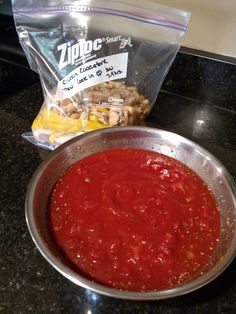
[25, 127, 236, 300]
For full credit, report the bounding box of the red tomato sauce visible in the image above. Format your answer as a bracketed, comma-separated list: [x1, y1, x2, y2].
[49, 148, 221, 291]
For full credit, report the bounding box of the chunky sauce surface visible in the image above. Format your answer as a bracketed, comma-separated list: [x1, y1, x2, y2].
[49, 148, 220, 291]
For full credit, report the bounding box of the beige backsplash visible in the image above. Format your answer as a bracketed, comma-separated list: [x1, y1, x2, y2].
[153, 0, 236, 58]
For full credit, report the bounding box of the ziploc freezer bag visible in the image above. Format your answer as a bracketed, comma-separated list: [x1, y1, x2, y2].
[12, 0, 190, 149]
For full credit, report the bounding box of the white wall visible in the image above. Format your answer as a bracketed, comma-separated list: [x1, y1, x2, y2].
[152, 0, 236, 58]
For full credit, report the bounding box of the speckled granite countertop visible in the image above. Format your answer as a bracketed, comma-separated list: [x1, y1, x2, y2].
[0, 55, 236, 313]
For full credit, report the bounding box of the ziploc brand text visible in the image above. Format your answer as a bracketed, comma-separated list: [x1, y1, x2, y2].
[58, 38, 103, 70]
[57, 35, 133, 70]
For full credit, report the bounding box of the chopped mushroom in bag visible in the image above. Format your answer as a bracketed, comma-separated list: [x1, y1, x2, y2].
[12, 0, 190, 149]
